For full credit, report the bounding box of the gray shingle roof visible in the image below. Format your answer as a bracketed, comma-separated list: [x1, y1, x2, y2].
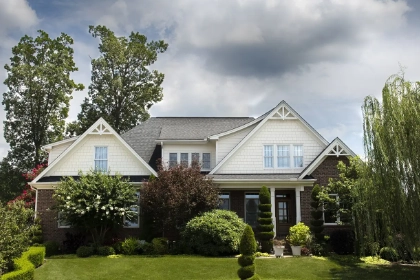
[121, 117, 254, 163]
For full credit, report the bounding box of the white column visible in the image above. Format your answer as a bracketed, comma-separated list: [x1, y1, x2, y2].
[270, 187, 276, 237]
[295, 187, 301, 224]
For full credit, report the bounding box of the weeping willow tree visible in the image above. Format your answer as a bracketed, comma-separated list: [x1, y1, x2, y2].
[362, 74, 420, 260]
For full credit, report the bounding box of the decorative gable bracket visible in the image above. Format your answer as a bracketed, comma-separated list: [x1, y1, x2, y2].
[90, 123, 112, 135]
[327, 144, 351, 157]
[270, 106, 297, 120]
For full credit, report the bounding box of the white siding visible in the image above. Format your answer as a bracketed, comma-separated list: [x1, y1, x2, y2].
[216, 119, 326, 174]
[162, 143, 216, 170]
[45, 134, 152, 176]
[48, 141, 75, 164]
[216, 125, 256, 164]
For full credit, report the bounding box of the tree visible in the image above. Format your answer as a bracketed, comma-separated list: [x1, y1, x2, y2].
[237, 225, 260, 280]
[140, 164, 219, 238]
[0, 200, 35, 275]
[53, 171, 138, 246]
[257, 186, 274, 253]
[71, 25, 168, 135]
[3, 30, 84, 171]
[310, 185, 324, 242]
[361, 73, 420, 260]
[0, 157, 26, 202]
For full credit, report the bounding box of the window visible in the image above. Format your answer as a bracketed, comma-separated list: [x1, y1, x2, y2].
[124, 191, 140, 228]
[324, 194, 339, 224]
[278, 201, 289, 223]
[277, 145, 289, 168]
[180, 153, 189, 167]
[94, 147, 108, 172]
[58, 212, 71, 228]
[202, 153, 211, 169]
[219, 193, 230, 210]
[264, 145, 273, 168]
[294, 145, 303, 167]
[191, 153, 200, 167]
[169, 153, 177, 168]
[245, 193, 259, 228]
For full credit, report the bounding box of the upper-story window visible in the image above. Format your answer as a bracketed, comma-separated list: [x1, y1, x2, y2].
[94, 147, 108, 172]
[180, 153, 189, 167]
[294, 145, 303, 167]
[264, 145, 274, 168]
[202, 153, 211, 169]
[169, 153, 177, 168]
[277, 145, 290, 168]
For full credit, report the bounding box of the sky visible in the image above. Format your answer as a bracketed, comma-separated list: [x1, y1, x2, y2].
[1, 0, 420, 158]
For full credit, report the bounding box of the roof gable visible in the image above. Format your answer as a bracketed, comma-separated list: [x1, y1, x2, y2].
[31, 118, 157, 183]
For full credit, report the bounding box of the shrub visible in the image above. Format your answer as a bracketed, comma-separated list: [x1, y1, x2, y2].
[43, 241, 60, 257]
[329, 229, 355, 255]
[1, 247, 45, 280]
[30, 218, 43, 245]
[97, 246, 115, 256]
[152, 238, 168, 255]
[121, 237, 139, 255]
[139, 241, 155, 255]
[182, 209, 247, 256]
[287, 222, 311, 246]
[237, 225, 260, 280]
[380, 247, 399, 262]
[76, 246, 94, 258]
[62, 232, 86, 254]
[310, 185, 324, 242]
[257, 186, 274, 253]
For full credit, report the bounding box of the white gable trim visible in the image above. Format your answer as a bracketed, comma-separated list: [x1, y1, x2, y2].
[209, 101, 329, 174]
[209, 119, 261, 140]
[42, 136, 79, 152]
[32, 118, 157, 183]
[298, 137, 356, 179]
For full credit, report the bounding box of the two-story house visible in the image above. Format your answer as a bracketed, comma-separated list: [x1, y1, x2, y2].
[30, 100, 355, 242]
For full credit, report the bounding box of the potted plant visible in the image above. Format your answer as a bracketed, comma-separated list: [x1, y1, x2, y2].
[273, 238, 285, 258]
[286, 222, 310, 256]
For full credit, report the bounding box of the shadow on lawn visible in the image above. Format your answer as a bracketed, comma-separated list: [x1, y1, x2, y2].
[328, 255, 420, 280]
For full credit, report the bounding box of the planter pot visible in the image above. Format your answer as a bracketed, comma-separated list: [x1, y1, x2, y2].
[291, 245, 302, 256]
[273, 246, 285, 258]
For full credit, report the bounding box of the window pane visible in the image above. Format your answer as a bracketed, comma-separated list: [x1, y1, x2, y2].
[181, 153, 188, 167]
[294, 145, 303, 167]
[125, 192, 140, 228]
[192, 153, 200, 165]
[203, 153, 210, 169]
[278, 201, 289, 223]
[94, 147, 108, 172]
[219, 193, 230, 210]
[169, 153, 177, 168]
[277, 145, 290, 168]
[264, 145, 273, 168]
[245, 193, 259, 228]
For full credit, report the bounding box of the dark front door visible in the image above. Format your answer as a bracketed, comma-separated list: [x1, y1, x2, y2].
[275, 190, 296, 237]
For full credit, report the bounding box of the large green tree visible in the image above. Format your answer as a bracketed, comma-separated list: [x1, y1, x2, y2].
[71, 25, 168, 135]
[361, 73, 420, 260]
[3, 30, 84, 170]
[0, 157, 26, 202]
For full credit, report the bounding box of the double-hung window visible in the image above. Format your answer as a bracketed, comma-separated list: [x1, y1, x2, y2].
[191, 153, 200, 167]
[264, 145, 274, 168]
[180, 153, 189, 167]
[293, 145, 303, 167]
[58, 211, 71, 228]
[124, 191, 140, 228]
[169, 153, 177, 168]
[245, 193, 259, 228]
[202, 153, 211, 169]
[219, 193, 230, 210]
[94, 147, 108, 172]
[277, 145, 289, 168]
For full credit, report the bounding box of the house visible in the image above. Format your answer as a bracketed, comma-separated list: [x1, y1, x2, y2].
[30, 100, 355, 242]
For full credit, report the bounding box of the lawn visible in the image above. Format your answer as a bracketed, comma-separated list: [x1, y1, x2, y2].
[34, 255, 420, 280]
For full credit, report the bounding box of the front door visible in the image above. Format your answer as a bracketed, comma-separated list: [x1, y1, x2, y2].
[275, 190, 296, 237]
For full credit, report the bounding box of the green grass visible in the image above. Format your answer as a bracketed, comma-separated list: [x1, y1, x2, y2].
[34, 255, 420, 280]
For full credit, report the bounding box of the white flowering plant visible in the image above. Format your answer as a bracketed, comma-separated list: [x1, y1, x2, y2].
[54, 170, 138, 246]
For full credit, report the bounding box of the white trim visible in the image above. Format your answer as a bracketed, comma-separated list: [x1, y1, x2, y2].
[323, 194, 340, 225]
[270, 187, 276, 237]
[299, 138, 356, 179]
[42, 137, 79, 151]
[209, 118, 261, 139]
[34, 189, 38, 219]
[210, 101, 328, 174]
[295, 188, 302, 224]
[31, 118, 157, 183]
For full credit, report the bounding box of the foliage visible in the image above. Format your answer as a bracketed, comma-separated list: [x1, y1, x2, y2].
[310, 185, 324, 242]
[29, 218, 43, 245]
[97, 246, 115, 256]
[62, 232, 86, 254]
[121, 237, 139, 255]
[151, 238, 168, 255]
[54, 171, 137, 246]
[140, 164, 219, 237]
[76, 246, 95, 258]
[379, 247, 399, 262]
[0, 201, 35, 275]
[182, 209, 246, 256]
[0, 158, 26, 203]
[329, 229, 355, 255]
[2, 30, 84, 170]
[70, 25, 168, 135]
[257, 186, 274, 253]
[360, 74, 420, 261]
[43, 241, 60, 257]
[238, 225, 260, 280]
[287, 222, 311, 246]
[1, 247, 45, 280]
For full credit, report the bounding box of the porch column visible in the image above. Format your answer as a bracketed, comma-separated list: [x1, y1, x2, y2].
[295, 187, 302, 224]
[270, 187, 276, 237]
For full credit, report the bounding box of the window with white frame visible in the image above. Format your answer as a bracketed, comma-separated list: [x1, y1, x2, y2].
[180, 153, 189, 167]
[124, 191, 140, 228]
[219, 193, 230, 210]
[191, 153, 200, 167]
[277, 145, 290, 168]
[294, 145, 303, 167]
[169, 153, 177, 168]
[245, 193, 259, 228]
[324, 194, 339, 224]
[58, 211, 71, 228]
[264, 145, 274, 168]
[94, 147, 108, 172]
[202, 153, 211, 169]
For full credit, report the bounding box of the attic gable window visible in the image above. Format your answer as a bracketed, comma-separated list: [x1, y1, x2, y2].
[94, 147, 108, 172]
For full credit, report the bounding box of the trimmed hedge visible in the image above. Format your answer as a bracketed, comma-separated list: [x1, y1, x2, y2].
[97, 246, 115, 256]
[1, 247, 45, 280]
[76, 246, 94, 258]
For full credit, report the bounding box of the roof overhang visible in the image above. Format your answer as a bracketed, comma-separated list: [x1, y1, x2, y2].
[42, 136, 79, 152]
[157, 139, 209, 144]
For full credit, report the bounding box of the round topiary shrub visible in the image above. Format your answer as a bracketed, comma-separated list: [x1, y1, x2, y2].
[43, 240, 60, 257]
[257, 186, 274, 253]
[380, 247, 399, 262]
[182, 209, 247, 256]
[237, 225, 260, 280]
[76, 246, 94, 258]
[97, 246, 115, 256]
